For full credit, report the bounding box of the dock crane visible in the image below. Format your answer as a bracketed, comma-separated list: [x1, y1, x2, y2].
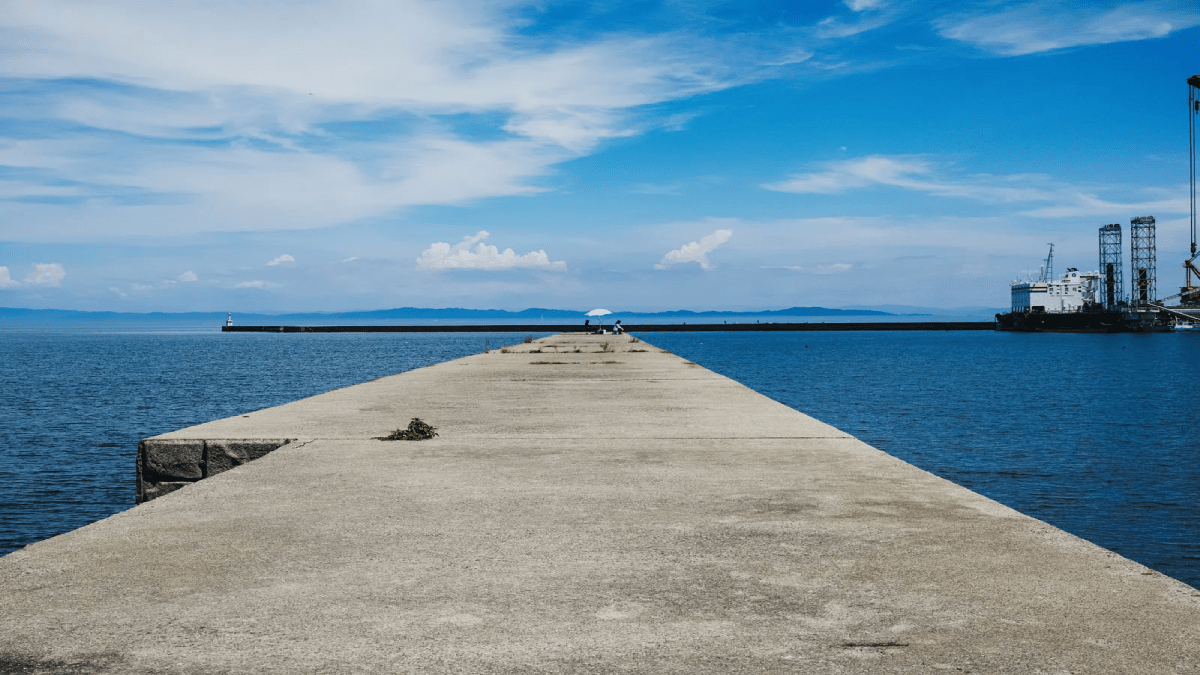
[1185, 74, 1200, 305]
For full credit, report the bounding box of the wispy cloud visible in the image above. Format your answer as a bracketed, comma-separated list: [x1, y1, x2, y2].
[764, 263, 854, 274]
[656, 229, 733, 271]
[0, 1, 753, 237]
[630, 176, 725, 196]
[816, 11, 894, 39]
[763, 155, 1189, 217]
[234, 280, 278, 290]
[178, 270, 197, 282]
[764, 155, 1070, 202]
[814, 263, 854, 274]
[936, 2, 1199, 56]
[266, 254, 295, 266]
[417, 231, 567, 271]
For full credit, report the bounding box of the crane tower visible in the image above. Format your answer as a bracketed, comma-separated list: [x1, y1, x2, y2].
[1130, 216, 1156, 306]
[1185, 74, 1200, 305]
[1099, 223, 1123, 309]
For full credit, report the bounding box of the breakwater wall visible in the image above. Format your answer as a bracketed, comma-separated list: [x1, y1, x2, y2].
[222, 321, 993, 333]
[2, 332, 1197, 674]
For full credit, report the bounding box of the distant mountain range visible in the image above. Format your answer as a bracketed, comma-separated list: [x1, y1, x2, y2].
[0, 305, 900, 325]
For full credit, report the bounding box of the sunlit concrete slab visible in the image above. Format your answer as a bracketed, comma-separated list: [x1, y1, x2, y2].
[2, 333, 1197, 674]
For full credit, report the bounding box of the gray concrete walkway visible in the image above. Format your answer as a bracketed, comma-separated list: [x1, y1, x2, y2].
[2, 333, 1198, 674]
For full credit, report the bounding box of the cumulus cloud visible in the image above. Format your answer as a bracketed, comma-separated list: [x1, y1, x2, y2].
[266, 254, 295, 266]
[655, 229, 733, 271]
[178, 270, 198, 282]
[0, 267, 20, 289]
[416, 231, 567, 271]
[26, 263, 66, 287]
[936, 2, 1199, 56]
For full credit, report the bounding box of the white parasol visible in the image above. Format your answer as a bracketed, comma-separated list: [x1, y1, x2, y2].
[584, 308, 616, 333]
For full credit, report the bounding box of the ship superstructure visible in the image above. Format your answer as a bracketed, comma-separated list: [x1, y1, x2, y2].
[997, 245, 1125, 332]
[1009, 269, 1100, 313]
[1009, 246, 1099, 314]
[996, 221, 1178, 332]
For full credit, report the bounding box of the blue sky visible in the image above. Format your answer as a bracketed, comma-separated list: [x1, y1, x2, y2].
[0, 0, 1196, 312]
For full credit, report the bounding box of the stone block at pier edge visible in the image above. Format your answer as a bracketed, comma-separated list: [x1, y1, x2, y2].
[203, 439, 293, 476]
[139, 439, 204, 482]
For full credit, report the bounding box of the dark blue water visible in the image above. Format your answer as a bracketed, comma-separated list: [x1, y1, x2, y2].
[650, 330, 1200, 588]
[1, 330, 1197, 590]
[0, 332, 536, 556]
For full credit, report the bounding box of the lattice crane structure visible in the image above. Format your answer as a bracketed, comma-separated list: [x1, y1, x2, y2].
[1185, 74, 1200, 306]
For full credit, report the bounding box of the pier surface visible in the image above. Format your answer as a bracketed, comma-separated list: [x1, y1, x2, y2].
[2, 334, 1197, 674]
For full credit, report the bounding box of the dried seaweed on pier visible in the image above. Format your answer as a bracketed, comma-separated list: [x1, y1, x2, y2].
[378, 418, 438, 441]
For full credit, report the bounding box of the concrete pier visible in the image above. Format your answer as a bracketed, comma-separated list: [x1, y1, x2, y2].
[2, 333, 1198, 674]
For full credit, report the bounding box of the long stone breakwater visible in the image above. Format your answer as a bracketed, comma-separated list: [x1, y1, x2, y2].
[222, 321, 993, 332]
[2, 333, 1197, 674]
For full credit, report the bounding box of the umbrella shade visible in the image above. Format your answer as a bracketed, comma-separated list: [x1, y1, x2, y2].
[585, 309, 612, 317]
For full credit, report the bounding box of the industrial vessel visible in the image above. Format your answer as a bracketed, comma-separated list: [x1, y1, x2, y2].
[998, 76, 1200, 332]
[994, 246, 1133, 332]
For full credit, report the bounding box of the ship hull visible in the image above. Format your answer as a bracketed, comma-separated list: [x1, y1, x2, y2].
[994, 310, 1130, 333]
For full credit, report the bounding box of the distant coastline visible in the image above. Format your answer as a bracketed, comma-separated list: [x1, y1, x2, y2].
[0, 305, 1002, 329]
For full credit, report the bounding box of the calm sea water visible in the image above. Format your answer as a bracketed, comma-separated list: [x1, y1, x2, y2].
[1, 330, 1197, 589]
[650, 330, 1200, 589]
[0, 331, 536, 557]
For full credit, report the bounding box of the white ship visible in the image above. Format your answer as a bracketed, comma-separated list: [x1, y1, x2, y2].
[996, 245, 1130, 332]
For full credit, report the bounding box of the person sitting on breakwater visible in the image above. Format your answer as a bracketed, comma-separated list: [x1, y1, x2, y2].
[613, 320, 623, 335]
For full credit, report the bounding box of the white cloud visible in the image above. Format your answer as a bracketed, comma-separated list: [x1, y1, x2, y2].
[341, 257, 360, 263]
[765, 155, 934, 194]
[26, 263, 65, 287]
[817, 12, 893, 39]
[656, 229, 733, 271]
[845, 0, 885, 10]
[1018, 192, 1188, 218]
[417, 231, 567, 271]
[765, 263, 853, 274]
[0, 1, 753, 238]
[814, 263, 854, 274]
[178, 270, 198, 282]
[234, 280, 278, 289]
[936, 2, 1199, 56]
[763, 155, 1189, 217]
[0, 267, 20, 289]
[266, 254, 295, 266]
